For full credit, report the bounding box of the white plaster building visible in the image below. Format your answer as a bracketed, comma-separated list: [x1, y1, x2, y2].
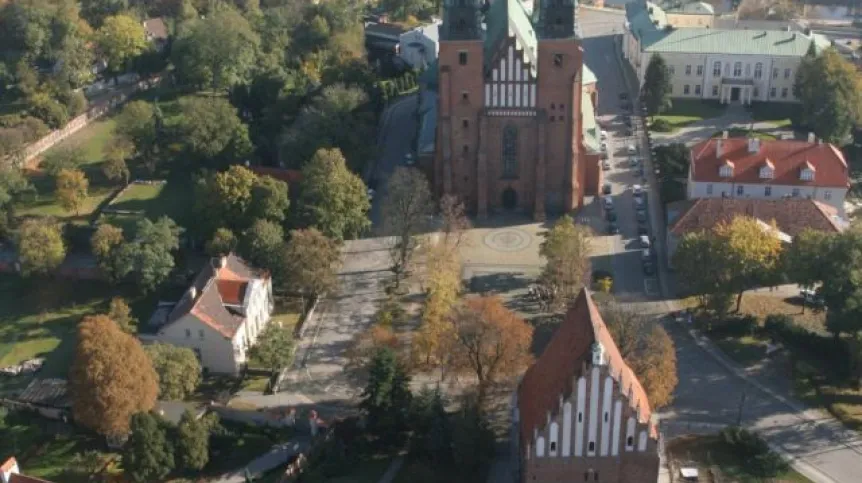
[687, 136, 851, 212]
[142, 254, 274, 375]
[623, 1, 831, 104]
[515, 290, 659, 483]
[398, 20, 441, 70]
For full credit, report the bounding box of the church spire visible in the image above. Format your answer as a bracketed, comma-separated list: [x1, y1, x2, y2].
[534, 0, 578, 39]
[441, 0, 483, 41]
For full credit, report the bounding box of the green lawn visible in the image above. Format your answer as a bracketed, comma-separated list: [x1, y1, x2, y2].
[0, 411, 115, 482]
[43, 117, 117, 168]
[748, 102, 799, 128]
[653, 100, 726, 130]
[14, 182, 117, 223]
[97, 178, 196, 234]
[667, 434, 810, 483]
[713, 335, 767, 367]
[110, 182, 165, 209]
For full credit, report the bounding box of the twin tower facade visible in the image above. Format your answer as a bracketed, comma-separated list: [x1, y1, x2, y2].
[435, 0, 592, 218]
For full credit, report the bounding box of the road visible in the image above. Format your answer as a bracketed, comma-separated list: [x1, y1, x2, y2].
[369, 95, 419, 230]
[580, 8, 862, 482]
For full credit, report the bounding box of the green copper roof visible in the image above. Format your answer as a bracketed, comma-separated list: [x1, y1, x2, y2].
[583, 64, 596, 84]
[625, 1, 667, 40]
[484, 0, 537, 75]
[582, 87, 600, 153]
[642, 28, 832, 56]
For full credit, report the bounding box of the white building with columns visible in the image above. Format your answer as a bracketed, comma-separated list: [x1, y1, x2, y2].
[623, 1, 831, 104]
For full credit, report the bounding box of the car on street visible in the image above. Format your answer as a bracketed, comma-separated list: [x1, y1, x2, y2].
[641, 248, 652, 262]
[367, 188, 375, 201]
[606, 211, 617, 222]
[636, 210, 648, 223]
[602, 159, 611, 170]
[621, 101, 632, 111]
[602, 183, 612, 195]
[602, 197, 614, 210]
[627, 144, 637, 155]
[639, 235, 651, 248]
[637, 225, 649, 236]
[629, 157, 639, 168]
[607, 222, 619, 234]
[634, 197, 646, 209]
[642, 260, 656, 275]
[600, 129, 608, 140]
[601, 141, 609, 152]
[405, 153, 415, 166]
[799, 289, 825, 307]
[632, 184, 643, 196]
[619, 92, 629, 101]
[623, 116, 632, 127]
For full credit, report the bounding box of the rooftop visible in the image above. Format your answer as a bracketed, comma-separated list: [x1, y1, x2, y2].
[484, 0, 538, 75]
[518, 290, 656, 450]
[582, 87, 601, 153]
[643, 28, 830, 56]
[690, 138, 849, 188]
[667, 198, 846, 238]
[16, 378, 70, 408]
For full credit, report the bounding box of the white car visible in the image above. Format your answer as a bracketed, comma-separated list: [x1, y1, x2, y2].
[367, 188, 375, 201]
[627, 144, 637, 155]
[632, 184, 643, 196]
[405, 153, 415, 166]
[639, 235, 651, 248]
[600, 130, 608, 140]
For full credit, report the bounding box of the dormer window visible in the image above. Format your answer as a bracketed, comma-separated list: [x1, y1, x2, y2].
[759, 160, 774, 179]
[800, 162, 815, 181]
[719, 161, 734, 178]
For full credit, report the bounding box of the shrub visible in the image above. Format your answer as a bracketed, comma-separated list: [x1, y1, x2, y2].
[763, 314, 850, 378]
[707, 314, 758, 337]
[28, 94, 69, 129]
[650, 118, 673, 132]
[720, 426, 789, 477]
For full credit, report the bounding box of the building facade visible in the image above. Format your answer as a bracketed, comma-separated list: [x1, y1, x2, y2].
[623, 2, 830, 104]
[687, 136, 850, 212]
[142, 254, 274, 375]
[434, 0, 599, 218]
[515, 290, 660, 483]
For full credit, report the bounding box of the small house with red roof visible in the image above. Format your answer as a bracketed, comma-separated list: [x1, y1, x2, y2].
[687, 135, 850, 213]
[515, 290, 659, 483]
[142, 254, 273, 375]
[1, 457, 52, 483]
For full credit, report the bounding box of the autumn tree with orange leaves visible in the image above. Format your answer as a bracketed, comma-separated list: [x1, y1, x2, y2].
[448, 296, 534, 404]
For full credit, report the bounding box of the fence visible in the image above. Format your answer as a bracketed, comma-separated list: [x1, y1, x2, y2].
[19, 77, 161, 169]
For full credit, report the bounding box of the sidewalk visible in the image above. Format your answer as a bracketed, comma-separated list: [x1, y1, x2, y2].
[210, 437, 311, 483]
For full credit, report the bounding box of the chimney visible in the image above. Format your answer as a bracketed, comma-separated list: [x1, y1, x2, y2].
[716, 138, 724, 158]
[219, 256, 228, 268]
[188, 286, 197, 300]
[807, 132, 816, 143]
[747, 137, 760, 153]
[817, 138, 823, 145]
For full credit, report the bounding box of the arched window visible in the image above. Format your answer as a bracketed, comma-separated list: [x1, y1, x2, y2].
[502, 125, 518, 178]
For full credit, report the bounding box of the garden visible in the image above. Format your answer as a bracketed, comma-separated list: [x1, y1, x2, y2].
[650, 100, 726, 132]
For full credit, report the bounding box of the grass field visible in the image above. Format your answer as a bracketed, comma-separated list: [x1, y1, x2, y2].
[667, 434, 810, 483]
[653, 100, 726, 130]
[748, 103, 799, 129]
[44, 118, 117, 168]
[713, 335, 767, 367]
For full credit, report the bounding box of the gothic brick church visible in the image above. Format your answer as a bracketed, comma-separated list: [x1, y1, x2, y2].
[432, 0, 602, 218]
[515, 290, 661, 482]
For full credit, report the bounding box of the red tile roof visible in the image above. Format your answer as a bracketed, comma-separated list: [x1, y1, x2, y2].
[2, 458, 53, 483]
[690, 138, 849, 188]
[518, 290, 655, 450]
[216, 279, 248, 305]
[668, 198, 845, 237]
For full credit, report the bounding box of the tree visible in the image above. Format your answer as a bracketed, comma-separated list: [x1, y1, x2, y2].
[248, 322, 295, 375]
[795, 48, 862, 143]
[360, 347, 413, 443]
[346, 323, 399, 370]
[81, 0, 128, 28]
[250, 175, 290, 223]
[91, 223, 126, 282]
[97, 15, 148, 77]
[783, 229, 831, 313]
[103, 137, 133, 185]
[439, 194, 471, 250]
[176, 410, 210, 471]
[379, 0, 433, 21]
[171, 9, 260, 91]
[143, 343, 202, 400]
[282, 228, 340, 302]
[279, 84, 376, 171]
[539, 215, 591, 309]
[413, 241, 462, 367]
[297, 148, 370, 240]
[41, 146, 85, 176]
[641, 53, 672, 119]
[115, 100, 157, 163]
[17, 219, 66, 276]
[448, 296, 533, 404]
[55, 168, 89, 215]
[201, 165, 258, 229]
[117, 217, 183, 292]
[408, 387, 451, 464]
[382, 167, 433, 288]
[107, 296, 137, 333]
[122, 412, 174, 483]
[240, 219, 284, 273]
[205, 228, 238, 257]
[69, 315, 158, 436]
[450, 396, 495, 475]
[601, 303, 678, 409]
[177, 96, 252, 164]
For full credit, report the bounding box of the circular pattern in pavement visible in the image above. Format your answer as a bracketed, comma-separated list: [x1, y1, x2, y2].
[483, 228, 532, 252]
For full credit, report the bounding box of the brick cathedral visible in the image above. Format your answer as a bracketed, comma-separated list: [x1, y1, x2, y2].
[432, 0, 602, 218]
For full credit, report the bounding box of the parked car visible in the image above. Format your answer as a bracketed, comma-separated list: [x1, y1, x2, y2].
[642, 260, 656, 275]
[641, 248, 652, 261]
[405, 153, 415, 166]
[639, 235, 651, 248]
[629, 157, 639, 168]
[600, 130, 608, 140]
[602, 159, 611, 170]
[627, 144, 637, 155]
[606, 211, 618, 222]
[602, 183, 612, 195]
[634, 197, 646, 209]
[603, 197, 614, 210]
[636, 210, 648, 223]
[601, 141, 609, 152]
[799, 289, 825, 307]
[632, 184, 644, 196]
[367, 188, 376, 201]
[637, 225, 649, 236]
[607, 222, 619, 234]
[624, 116, 632, 127]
